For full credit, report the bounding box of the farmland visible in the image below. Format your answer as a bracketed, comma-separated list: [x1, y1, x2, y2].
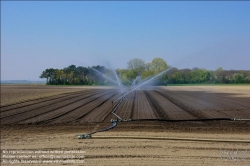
[1, 85, 250, 165]
[0, 85, 112, 106]
[1, 85, 250, 124]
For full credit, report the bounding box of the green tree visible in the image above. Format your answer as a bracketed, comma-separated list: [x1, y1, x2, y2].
[150, 58, 168, 74]
[233, 73, 244, 83]
[54, 69, 64, 84]
[39, 70, 49, 84]
[45, 68, 55, 84]
[127, 58, 145, 75]
[75, 66, 89, 84]
[214, 67, 226, 83]
[141, 70, 154, 80]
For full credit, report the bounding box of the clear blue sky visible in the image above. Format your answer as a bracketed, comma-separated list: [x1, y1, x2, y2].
[2, 1, 250, 80]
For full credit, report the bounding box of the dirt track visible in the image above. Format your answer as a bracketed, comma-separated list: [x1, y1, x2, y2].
[1, 121, 250, 166]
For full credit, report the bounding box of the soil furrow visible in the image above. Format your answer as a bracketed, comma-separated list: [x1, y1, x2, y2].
[154, 90, 207, 119]
[79, 93, 122, 123]
[145, 90, 195, 120]
[19, 90, 117, 124]
[0, 89, 93, 111]
[1, 89, 106, 118]
[133, 90, 157, 119]
[1, 90, 115, 124]
[50, 91, 119, 123]
[143, 90, 168, 119]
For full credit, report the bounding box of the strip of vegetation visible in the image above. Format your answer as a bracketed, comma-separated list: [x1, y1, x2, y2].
[40, 58, 250, 86]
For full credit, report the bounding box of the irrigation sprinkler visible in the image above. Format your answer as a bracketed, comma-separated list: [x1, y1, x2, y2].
[91, 68, 126, 93]
[78, 67, 250, 140]
[78, 90, 250, 139]
[113, 67, 174, 103]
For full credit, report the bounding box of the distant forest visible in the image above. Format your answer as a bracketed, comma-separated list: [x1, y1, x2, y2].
[40, 58, 250, 85]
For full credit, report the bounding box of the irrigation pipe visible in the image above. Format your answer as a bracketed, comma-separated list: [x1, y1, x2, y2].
[91, 135, 250, 143]
[130, 118, 236, 122]
[78, 121, 117, 139]
[112, 112, 123, 120]
[78, 118, 250, 139]
[77, 74, 250, 139]
[130, 118, 250, 122]
[78, 97, 124, 138]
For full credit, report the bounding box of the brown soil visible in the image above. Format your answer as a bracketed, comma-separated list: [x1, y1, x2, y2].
[1, 85, 250, 165]
[1, 85, 250, 124]
[1, 122, 250, 166]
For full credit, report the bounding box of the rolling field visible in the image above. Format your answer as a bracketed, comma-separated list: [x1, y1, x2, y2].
[1, 85, 250, 165]
[1, 85, 250, 124]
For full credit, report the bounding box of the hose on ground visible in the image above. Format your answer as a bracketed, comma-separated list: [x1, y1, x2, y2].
[78, 92, 250, 139]
[130, 118, 235, 122]
[91, 135, 250, 143]
[78, 121, 117, 139]
[78, 117, 250, 139]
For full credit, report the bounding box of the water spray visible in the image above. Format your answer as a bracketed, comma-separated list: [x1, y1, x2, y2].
[112, 69, 123, 93]
[132, 79, 136, 86]
[91, 68, 118, 85]
[79, 65, 250, 139]
[113, 67, 174, 103]
[131, 76, 140, 87]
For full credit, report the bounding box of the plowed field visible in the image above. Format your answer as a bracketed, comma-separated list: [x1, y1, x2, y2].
[1, 85, 250, 165]
[1, 85, 250, 124]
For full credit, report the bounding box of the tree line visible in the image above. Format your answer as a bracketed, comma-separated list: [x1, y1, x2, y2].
[40, 58, 250, 85]
[39, 65, 115, 85]
[162, 67, 250, 84]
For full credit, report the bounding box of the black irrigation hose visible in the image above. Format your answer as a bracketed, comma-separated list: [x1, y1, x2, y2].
[78, 121, 117, 138]
[78, 118, 240, 139]
[78, 91, 248, 139]
[90, 121, 117, 135]
[130, 118, 235, 122]
[79, 97, 124, 138]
